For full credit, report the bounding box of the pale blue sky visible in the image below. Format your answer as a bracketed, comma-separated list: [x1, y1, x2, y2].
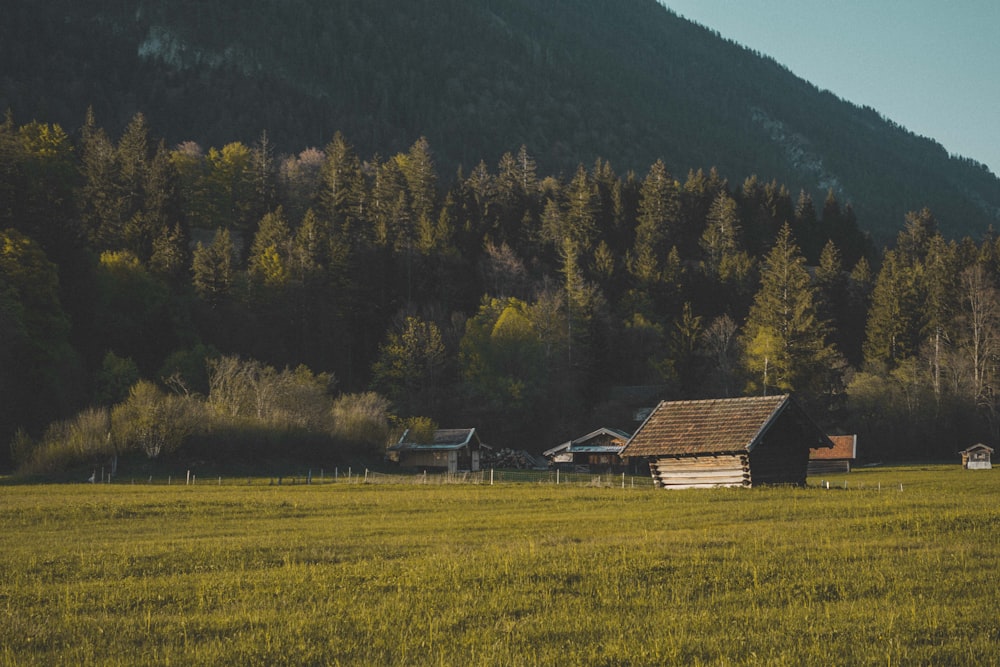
[660, 1, 1000, 176]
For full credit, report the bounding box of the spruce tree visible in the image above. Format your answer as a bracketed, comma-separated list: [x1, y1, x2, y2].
[632, 159, 679, 283]
[862, 249, 923, 368]
[742, 224, 839, 398]
[191, 228, 235, 306]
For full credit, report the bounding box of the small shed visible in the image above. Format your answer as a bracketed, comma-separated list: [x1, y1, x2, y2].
[542, 427, 631, 472]
[620, 394, 833, 489]
[960, 444, 993, 470]
[387, 428, 482, 473]
[808, 434, 858, 475]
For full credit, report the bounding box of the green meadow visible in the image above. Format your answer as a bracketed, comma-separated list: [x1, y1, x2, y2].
[1, 465, 998, 666]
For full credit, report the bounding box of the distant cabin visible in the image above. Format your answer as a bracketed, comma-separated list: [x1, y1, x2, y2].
[808, 434, 858, 475]
[387, 428, 482, 473]
[620, 395, 834, 489]
[960, 444, 993, 470]
[542, 427, 631, 472]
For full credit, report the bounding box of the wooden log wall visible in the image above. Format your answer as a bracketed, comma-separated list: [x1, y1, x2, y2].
[649, 454, 751, 489]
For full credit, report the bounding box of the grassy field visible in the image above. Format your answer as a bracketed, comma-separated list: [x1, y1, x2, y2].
[1, 465, 999, 666]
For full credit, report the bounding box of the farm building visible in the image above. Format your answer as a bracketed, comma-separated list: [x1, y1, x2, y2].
[808, 434, 858, 475]
[620, 395, 834, 489]
[387, 428, 483, 473]
[542, 427, 631, 472]
[960, 444, 993, 470]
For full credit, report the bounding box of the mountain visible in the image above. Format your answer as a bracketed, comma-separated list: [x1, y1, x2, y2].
[3, 0, 1000, 242]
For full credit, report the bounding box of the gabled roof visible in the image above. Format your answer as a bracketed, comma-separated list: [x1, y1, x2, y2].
[811, 434, 857, 460]
[543, 427, 631, 457]
[960, 443, 994, 454]
[541, 442, 571, 458]
[621, 395, 832, 457]
[388, 428, 480, 452]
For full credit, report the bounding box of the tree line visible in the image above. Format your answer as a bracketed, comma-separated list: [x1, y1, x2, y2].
[2, 110, 997, 472]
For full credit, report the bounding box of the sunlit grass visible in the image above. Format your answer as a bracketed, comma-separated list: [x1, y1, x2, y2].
[1, 465, 998, 665]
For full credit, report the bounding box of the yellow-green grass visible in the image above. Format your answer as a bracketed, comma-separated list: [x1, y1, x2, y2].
[1, 465, 998, 665]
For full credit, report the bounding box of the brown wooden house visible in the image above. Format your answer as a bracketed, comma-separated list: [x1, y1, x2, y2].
[620, 395, 834, 489]
[960, 444, 993, 470]
[808, 434, 858, 475]
[542, 427, 631, 472]
[387, 428, 483, 473]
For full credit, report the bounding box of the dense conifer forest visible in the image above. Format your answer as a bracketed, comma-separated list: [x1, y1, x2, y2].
[4, 111, 1000, 474]
[4, 0, 1000, 245]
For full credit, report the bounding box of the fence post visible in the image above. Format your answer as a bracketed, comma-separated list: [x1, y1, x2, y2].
[622, 472, 625, 489]
[186, 470, 191, 486]
[556, 469, 560, 485]
[490, 468, 494, 486]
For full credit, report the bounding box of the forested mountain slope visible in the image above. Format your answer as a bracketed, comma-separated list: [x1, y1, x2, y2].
[2, 0, 999, 242]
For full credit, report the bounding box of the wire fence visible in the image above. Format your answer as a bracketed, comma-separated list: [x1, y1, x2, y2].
[366, 469, 658, 488]
[104, 467, 658, 489]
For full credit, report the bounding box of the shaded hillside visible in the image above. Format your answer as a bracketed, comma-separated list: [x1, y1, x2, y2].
[2, 0, 999, 241]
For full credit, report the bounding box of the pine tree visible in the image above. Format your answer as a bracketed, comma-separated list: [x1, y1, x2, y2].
[700, 190, 741, 274]
[248, 208, 293, 289]
[793, 190, 821, 263]
[562, 165, 598, 250]
[742, 224, 839, 398]
[398, 137, 437, 225]
[192, 228, 236, 306]
[632, 160, 680, 283]
[318, 132, 365, 240]
[78, 108, 125, 250]
[863, 249, 923, 368]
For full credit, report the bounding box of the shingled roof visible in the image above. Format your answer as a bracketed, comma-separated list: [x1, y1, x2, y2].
[388, 428, 480, 452]
[621, 395, 828, 457]
[811, 434, 857, 460]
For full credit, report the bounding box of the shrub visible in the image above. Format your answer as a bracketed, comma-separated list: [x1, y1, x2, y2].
[112, 381, 201, 459]
[17, 406, 114, 475]
[330, 392, 392, 452]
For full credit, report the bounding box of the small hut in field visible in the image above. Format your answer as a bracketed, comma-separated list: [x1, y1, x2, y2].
[542, 427, 631, 472]
[387, 428, 483, 473]
[960, 444, 993, 470]
[620, 395, 833, 489]
[808, 434, 858, 475]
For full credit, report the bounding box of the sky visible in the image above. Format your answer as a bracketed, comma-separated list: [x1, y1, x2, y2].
[659, 1, 1000, 176]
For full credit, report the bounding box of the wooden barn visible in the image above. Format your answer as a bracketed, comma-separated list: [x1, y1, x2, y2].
[387, 428, 483, 473]
[542, 427, 631, 472]
[808, 434, 858, 475]
[960, 444, 993, 470]
[620, 395, 834, 489]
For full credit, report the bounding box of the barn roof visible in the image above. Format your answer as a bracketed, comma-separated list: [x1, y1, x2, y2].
[543, 427, 631, 457]
[621, 395, 832, 457]
[388, 428, 480, 452]
[811, 434, 857, 460]
[960, 443, 994, 454]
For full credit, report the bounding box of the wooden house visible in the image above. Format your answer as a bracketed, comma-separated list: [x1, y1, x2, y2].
[808, 434, 858, 475]
[542, 427, 631, 472]
[620, 395, 834, 489]
[960, 444, 993, 470]
[387, 428, 482, 473]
